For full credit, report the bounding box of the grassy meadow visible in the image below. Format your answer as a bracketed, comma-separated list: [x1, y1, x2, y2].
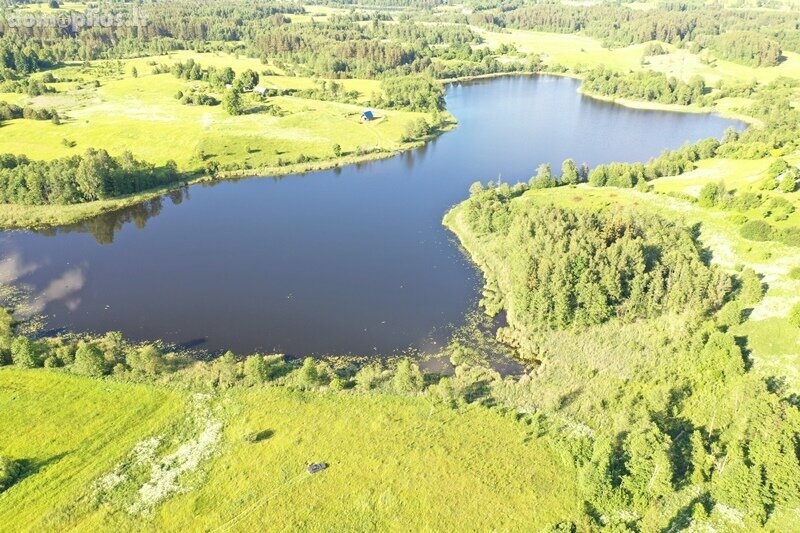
[0, 368, 186, 530]
[0, 51, 424, 171]
[0, 368, 581, 531]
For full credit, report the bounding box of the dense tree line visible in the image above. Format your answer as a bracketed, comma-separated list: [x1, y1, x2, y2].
[0, 1, 523, 82]
[582, 66, 709, 106]
[462, 193, 731, 329]
[0, 1, 306, 73]
[0, 101, 59, 125]
[374, 76, 444, 112]
[294, 80, 361, 104]
[588, 138, 720, 188]
[171, 59, 235, 89]
[707, 31, 782, 67]
[475, 3, 800, 54]
[0, 149, 180, 205]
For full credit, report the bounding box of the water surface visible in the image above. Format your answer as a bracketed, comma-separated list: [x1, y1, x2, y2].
[0, 76, 741, 355]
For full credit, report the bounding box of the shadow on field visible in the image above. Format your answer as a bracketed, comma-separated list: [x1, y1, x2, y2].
[16, 451, 70, 484]
[244, 429, 275, 444]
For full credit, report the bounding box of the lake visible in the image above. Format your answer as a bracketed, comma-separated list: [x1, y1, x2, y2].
[0, 75, 742, 356]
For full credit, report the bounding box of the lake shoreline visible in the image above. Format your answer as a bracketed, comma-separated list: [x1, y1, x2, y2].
[0, 117, 458, 231]
[2, 75, 740, 356]
[0, 71, 752, 231]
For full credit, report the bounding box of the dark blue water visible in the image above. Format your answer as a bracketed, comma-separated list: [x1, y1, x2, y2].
[0, 76, 741, 356]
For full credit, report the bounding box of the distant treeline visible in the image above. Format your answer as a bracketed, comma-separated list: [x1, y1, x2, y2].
[0, 1, 534, 82]
[706, 31, 782, 68]
[471, 2, 797, 61]
[0, 149, 180, 205]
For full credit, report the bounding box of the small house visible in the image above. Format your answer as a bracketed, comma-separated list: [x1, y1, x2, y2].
[253, 86, 268, 96]
[361, 110, 374, 122]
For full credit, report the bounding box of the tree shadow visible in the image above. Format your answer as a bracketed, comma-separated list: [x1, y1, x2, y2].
[734, 335, 753, 371]
[245, 429, 274, 444]
[664, 491, 713, 531]
[462, 378, 495, 407]
[13, 451, 71, 486]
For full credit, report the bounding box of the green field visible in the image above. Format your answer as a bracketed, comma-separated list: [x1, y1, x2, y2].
[0, 51, 425, 171]
[475, 27, 648, 72]
[0, 368, 186, 530]
[0, 368, 581, 531]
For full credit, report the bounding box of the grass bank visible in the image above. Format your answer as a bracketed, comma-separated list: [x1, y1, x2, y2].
[0, 368, 581, 530]
[0, 367, 186, 529]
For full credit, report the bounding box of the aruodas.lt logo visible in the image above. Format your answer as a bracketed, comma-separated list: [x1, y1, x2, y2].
[6, 8, 148, 29]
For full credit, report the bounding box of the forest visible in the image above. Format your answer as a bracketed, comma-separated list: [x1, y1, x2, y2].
[460, 193, 732, 329]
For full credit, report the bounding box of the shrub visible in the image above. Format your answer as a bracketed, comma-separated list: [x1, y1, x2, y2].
[698, 182, 725, 207]
[0, 308, 12, 338]
[330, 377, 346, 391]
[717, 301, 744, 329]
[729, 192, 762, 212]
[298, 357, 320, 387]
[780, 174, 797, 193]
[738, 268, 765, 305]
[392, 358, 424, 394]
[529, 163, 556, 189]
[740, 220, 775, 242]
[0, 345, 9, 366]
[0, 456, 22, 492]
[789, 303, 800, 329]
[11, 337, 40, 368]
[355, 363, 385, 391]
[73, 343, 106, 376]
[128, 345, 164, 376]
[54, 344, 75, 365]
[243, 354, 268, 385]
[213, 351, 239, 388]
[431, 376, 459, 408]
[767, 158, 789, 179]
[780, 227, 800, 247]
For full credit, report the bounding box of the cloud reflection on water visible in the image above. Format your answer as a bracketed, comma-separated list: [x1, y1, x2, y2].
[19, 267, 86, 317]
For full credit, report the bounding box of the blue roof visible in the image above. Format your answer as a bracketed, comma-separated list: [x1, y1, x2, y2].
[363, 110, 374, 119]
